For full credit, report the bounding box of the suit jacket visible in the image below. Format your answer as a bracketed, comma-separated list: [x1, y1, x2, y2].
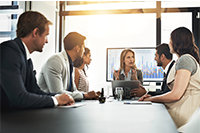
[113, 69, 143, 84]
[38, 51, 84, 100]
[0, 38, 55, 110]
[148, 60, 175, 96]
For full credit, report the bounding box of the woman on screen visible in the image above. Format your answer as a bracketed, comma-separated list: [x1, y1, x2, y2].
[74, 47, 91, 92]
[113, 49, 143, 84]
[139, 27, 200, 128]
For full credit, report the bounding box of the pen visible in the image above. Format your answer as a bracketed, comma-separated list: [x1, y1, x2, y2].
[124, 101, 152, 105]
[124, 102, 131, 104]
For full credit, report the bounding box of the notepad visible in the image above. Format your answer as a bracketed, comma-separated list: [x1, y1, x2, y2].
[58, 102, 86, 108]
[124, 101, 152, 105]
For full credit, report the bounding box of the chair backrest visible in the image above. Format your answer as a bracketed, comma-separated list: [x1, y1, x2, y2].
[178, 107, 200, 133]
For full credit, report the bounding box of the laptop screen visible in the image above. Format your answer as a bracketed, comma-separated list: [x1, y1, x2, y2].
[112, 80, 140, 99]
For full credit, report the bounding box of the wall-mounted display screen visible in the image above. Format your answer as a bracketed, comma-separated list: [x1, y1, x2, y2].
[106, 47, 164, 82]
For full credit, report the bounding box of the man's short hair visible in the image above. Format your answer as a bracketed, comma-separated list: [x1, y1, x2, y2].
[17, 11, 52, 38]
[156, 43, 173, 60]
[63, 32, 86, 50]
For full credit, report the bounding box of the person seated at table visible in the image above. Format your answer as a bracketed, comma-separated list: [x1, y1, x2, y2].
[139, 27, 200, 128]
[0, 11, 74, 110]
[74, 47, 91, 92]
[113, 49, 143, 84]
[38, 32, 100, 101]
[132, 43, 175, 97]
[148, 43, 175, 96]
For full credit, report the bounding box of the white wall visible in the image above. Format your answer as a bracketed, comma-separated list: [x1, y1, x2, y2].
[30, 1, 57, 78]
[65, 14, 156, 92]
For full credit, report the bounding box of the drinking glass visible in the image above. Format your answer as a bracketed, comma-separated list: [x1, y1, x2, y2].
[115, 87, 123, 101]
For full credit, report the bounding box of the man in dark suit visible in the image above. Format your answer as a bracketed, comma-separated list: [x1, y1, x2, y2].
[147, 43, 175, 96]
[0, 11, 74, 110]
[132, 43, 175, 97]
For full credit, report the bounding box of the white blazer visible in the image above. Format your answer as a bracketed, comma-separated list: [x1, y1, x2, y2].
[38, 51, 83, 100]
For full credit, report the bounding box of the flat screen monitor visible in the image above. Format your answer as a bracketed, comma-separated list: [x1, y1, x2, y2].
[106, 47, 164, 82]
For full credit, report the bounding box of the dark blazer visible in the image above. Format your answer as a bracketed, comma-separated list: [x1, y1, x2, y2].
[113, 69, 143, 84]
[148, 60, 175, 96]
[0, 38, 55, 110]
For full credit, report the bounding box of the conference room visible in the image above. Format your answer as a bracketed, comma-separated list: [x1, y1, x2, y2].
[1, 1, 200, 133]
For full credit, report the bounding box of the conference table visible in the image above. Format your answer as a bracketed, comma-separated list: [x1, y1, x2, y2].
[1, 99, 178, 133]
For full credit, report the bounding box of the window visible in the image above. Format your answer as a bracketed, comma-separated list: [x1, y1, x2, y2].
[161, 12, 192, 43]
[59, 1, 200, 91]
[0, 1, 24, 43]
[65, 13, 156, 89]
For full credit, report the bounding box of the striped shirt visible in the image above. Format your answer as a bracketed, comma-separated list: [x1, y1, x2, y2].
[77, 69, 89, 92]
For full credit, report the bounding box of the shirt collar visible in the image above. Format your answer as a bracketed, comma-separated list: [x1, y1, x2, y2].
[120, 69, 132, 80]
[22, 41, 31, 60]
[164, 60, 173, 73]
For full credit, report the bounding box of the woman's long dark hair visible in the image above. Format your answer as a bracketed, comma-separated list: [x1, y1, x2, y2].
[171, 27, 200, 64]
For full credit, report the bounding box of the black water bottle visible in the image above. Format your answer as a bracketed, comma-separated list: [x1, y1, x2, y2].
[99, 88, 106, 104]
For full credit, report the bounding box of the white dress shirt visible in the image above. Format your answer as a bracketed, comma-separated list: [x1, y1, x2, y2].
[22, 41, 58, 106]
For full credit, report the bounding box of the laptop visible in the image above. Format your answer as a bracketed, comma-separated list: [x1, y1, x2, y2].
[112, 80, 140, 99]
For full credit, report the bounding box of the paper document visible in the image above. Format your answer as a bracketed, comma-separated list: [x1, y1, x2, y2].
[58, 102, 86, 108]
[124, 101, 152, 105]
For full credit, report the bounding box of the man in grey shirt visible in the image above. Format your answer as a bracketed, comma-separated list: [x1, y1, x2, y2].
[38, 32, 99, 101]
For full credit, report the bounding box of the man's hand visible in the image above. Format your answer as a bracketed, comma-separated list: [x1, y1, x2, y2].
[131, 85, 146, 97]
[84, 91, 99, 100]
[96, 91, 101, 96]
[55, 93, 75, 106]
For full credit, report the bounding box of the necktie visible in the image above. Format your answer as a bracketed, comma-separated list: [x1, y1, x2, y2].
[26, 59, 34, 91]
[27, 59, 33, 70]
[161, 72, 167, 90]
[164, 72, 166, 79]
[67, 61, 73, 92]
[27, 59, 36, 75]
[161, 61, 175, 92]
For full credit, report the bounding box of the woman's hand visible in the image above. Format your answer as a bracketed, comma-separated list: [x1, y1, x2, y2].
[114, 70, 120, 80]
[131, 69, 138, 80]
[138, 94, 152, 101]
